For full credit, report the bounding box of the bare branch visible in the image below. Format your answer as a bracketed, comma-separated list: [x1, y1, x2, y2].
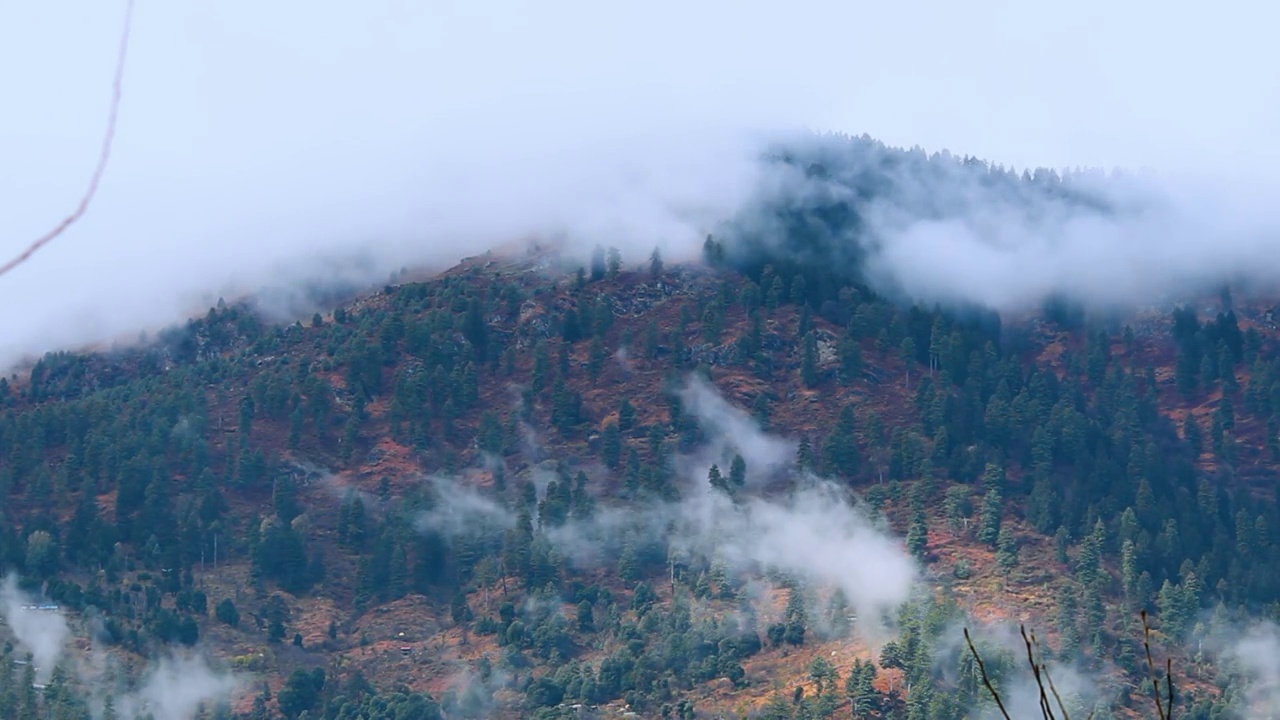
[1030, 630, 1073, 720]
[1142, 610, 1170, 720]
[0, 0, 135, 279]
[965, 627, 1013, 720]
[968, 616, 1173, 720]
[1020, 625, 1056, 720]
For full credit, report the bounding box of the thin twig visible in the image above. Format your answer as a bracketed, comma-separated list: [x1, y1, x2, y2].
[1030, 630, 1073, 720]
[1042, 665, 1073, 720]
[970, 617, 1169, 720]
[1141, 610, 1170, 720]
[1020, 625, 1056, 720]
[965, 627, 1013, 720]
[0, 0, 135, 279]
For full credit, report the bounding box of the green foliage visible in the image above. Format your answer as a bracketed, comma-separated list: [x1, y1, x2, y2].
[728, 454, 747, 487]
[801, 331, 820, 387]
[822, 405, 860, 477]
[277, 667, 326, 718]
[977, 488, 1002, 546]
[995, 526, 1018, 571]
[4, 198, 1280, 718]
[649, 248, 663, 278]
[906, 508, 929, 562]
[216, 598, 240, 627]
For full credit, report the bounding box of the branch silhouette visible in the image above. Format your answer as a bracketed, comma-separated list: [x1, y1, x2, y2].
[0, 0, 136, 279]
[966, 617, 1172, 719]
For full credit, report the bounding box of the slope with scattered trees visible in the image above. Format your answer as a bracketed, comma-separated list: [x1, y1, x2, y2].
[0, 138, 1278, 719]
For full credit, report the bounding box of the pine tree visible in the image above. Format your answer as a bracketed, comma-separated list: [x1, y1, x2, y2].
[587, 335, 606, 381]
[790, 275, 807, 306]
[606, 247, 622, 278]
[1158, 579, 1186, 637]
[766, 276, 785, 309]
[752, 392, 771, 428]
[618, 543, 640, 583]
[1026, 473, 1057, 533]
[906, 509, 928, 562]
[239, 394, 255, 436]
[1056, 584, 1080, 655]
[561, 310, 582, 343]
[601, 422, 622, 469]
[840, 333, 863, 384]
[784, 586, 807, 645]
[590, 245, 607, 281]
[981, 462, 1006, 494]
[1076, 518, 1106, 584]
[577, 600, 595, 632]
[826, 588, 852, 638]
[801, 331, 819, 387]
[943, 485, 972, 534]
[996, 526, 1018, 570]
[809, 657, 836, 696]
[289, 404, 304, 448]
[618, 398, 636, 431]
[273, 474, 300, 524]
[1184, 414, 1203, 456]
[451, 590, 473, 624]
[1175, 348, 1199, 398]
[796, 435, 814, 471]
[708, 465, 730, 495]
[978, 488, 1002, 546]
[823, 405, 860, 477]
[729, 454, 747, 487]
[643, 319, 659, 359]
[703, 299, 725, 344]
[1121, 538, 1140, 608]
[693, 571, 711, 599]
[846, 659, 881, 716]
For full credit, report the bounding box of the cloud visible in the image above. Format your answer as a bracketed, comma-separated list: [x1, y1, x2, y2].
[859, 169, 1280, 313]
[1220, 624, 1280, 717]
[442, 661, 515, 720]
[677, 477, 917, 640]
[672, 375, 917, 631]
[415, 475, 516, 538]
[410, 373, 917, 642]
[727, 135, 1280, 313]
[0, 0, 783, 368]
[542, 501, 670, 569]
[539, 483, 917, 642]
[1, 0, 1278, 365]
[0, 575, 70, 682]
[930, 613, 1280, 719]
[515, 374, 918, 639]
[936, 621, 1110, 720]
[1200, 619, 1280, 718]
[106, 651, 243, 720]
[0, 574, 242, 719]
[676, 375, 795, 486]
[985, 659, 1100, 720]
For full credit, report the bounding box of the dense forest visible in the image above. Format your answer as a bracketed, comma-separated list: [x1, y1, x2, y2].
[1, 136, 1279, 719]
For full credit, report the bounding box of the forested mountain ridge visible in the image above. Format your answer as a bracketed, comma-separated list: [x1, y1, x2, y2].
[2, 139, 1280, 719]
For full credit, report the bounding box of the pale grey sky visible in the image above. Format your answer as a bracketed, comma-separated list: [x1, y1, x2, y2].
[0, 0, 1277, 364]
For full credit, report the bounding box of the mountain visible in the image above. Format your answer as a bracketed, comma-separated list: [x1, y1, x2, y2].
[1, 138, 1279, 719]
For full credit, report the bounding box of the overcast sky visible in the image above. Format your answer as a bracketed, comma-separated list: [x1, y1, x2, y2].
[0, 0, 1277, 365]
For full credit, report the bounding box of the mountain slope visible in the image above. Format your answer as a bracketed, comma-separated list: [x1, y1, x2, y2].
[2, 144, 1280, 719]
